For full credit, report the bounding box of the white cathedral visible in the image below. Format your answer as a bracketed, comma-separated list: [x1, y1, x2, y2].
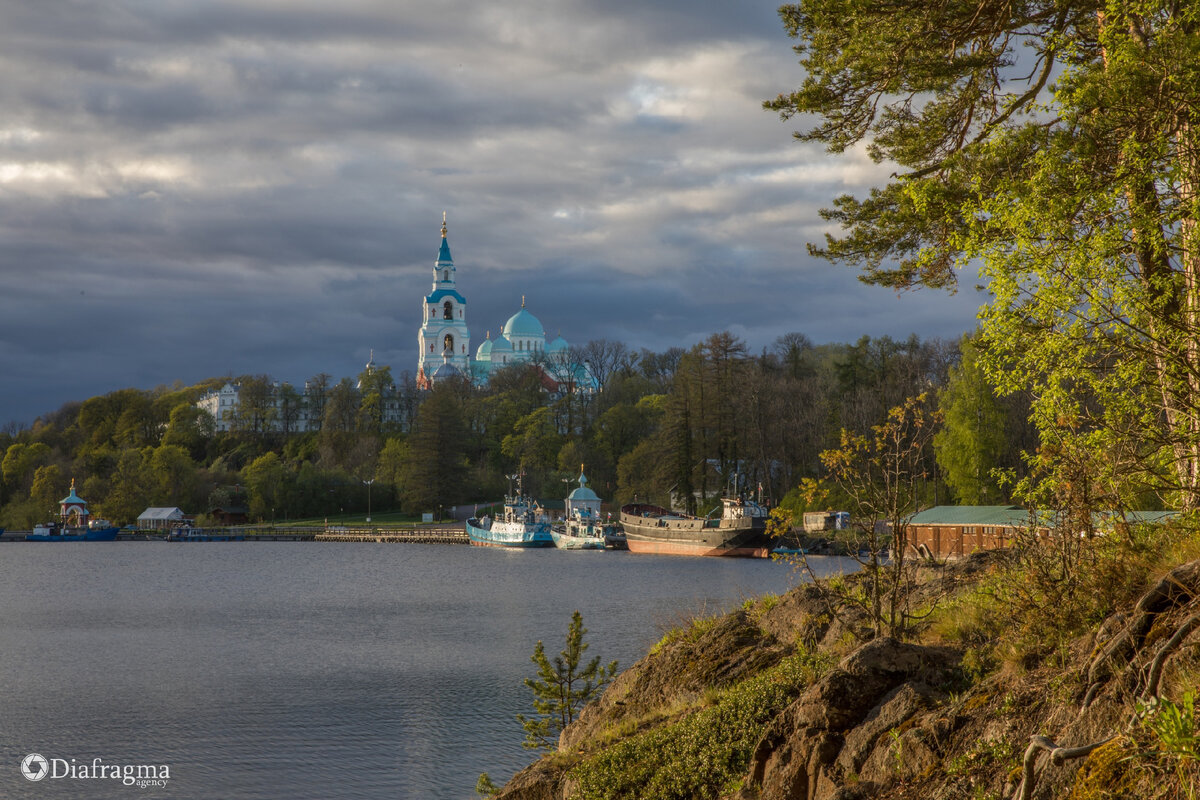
[196, 215, 595, 434]
[415, 215, 595, 392]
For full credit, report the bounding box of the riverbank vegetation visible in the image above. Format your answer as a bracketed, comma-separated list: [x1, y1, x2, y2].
[0, 330, 1017, 529]
[485, 522, 1200, 799]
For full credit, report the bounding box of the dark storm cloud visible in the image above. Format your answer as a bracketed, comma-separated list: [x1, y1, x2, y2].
[0, 0, 984, 427]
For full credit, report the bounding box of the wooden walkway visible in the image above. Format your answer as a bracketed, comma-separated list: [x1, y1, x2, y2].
[3, 527, 470, 544]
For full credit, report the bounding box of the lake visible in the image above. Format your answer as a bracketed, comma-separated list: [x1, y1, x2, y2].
[0, 542, 853, 798]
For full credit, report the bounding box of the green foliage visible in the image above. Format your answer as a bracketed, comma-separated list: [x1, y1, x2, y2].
[935, 336, 1011, 504]
[770, 0, 1200, 510]
[0, 331, 962, 529]
[818, 394, 942, 639]
[569, 654, 812, 800]
[474, 772, 501, 798]
[517, 611, 617, 751]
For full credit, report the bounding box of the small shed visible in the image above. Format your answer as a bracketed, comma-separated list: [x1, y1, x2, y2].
[137, 507, 188, 530]
[210, 506, 249, 526]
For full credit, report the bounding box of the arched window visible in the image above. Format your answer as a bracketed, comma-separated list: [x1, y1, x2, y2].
[443, 270, 450, 281]
[443, 334, 454, 352]
[443, 301, 453, 320]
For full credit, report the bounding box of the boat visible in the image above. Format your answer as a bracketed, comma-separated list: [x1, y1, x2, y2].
[26, 520, 119, 542]
[619, 495, 772, 558]
[465, 472, 554, 548]
[167, 527, 245, 542]
[25, 480, 119, 541]
[551, 467, 619, 550]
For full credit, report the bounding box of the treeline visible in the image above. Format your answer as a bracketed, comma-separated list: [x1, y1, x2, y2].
[0, 331, 1042, 528]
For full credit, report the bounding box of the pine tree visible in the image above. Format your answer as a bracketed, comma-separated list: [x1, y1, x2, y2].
[516, 610, 618, 750]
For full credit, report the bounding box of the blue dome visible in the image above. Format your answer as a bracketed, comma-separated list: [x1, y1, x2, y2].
[432, 362, 461, 379]
[568, 485, 600, 502]
[547, 335, 568, 353]
[476, 337, 493, 359]
[490, 335, 514, 353]
[568, 470, 600, 502]
[502, 308, 544, 338]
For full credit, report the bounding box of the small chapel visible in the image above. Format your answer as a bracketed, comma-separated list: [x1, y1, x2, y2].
[415, 216, 595, 392]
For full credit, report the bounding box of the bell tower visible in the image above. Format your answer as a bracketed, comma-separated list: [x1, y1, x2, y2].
[416, 213, 471, 388]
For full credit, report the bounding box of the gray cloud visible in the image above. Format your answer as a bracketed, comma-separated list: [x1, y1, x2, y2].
[0, 0, 982, 427]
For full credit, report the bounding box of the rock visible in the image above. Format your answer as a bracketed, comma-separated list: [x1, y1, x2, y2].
[836, 682, 942, 776]
[493, 758, 567, 800]
[560, 610, 789, 751]
[748, 638, 960, 800]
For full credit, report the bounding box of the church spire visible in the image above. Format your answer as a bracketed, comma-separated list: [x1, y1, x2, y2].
[441, 210, 448, 239]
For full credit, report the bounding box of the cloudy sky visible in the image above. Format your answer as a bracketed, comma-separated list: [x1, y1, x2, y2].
[0, 0, 984, 427]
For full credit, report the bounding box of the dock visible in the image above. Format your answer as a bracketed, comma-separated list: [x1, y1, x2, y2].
[2, 526, 470, 544]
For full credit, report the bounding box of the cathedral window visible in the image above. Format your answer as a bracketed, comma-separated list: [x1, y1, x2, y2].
[444, 334, 454, 352]
[443, 301, 453, 320]
[443, 270, 450, 281]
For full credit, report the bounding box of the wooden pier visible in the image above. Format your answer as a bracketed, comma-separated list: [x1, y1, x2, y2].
[3, 526, 470, 544]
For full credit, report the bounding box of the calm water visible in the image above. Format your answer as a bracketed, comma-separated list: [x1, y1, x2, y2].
[0, 542, 853, 799]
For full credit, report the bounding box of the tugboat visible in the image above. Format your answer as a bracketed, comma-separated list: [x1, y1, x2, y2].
[619, 492, 771, 558]
[465, 471, 553, 548]
[551, 466, 620, 550]
[26, 480, 119, 542]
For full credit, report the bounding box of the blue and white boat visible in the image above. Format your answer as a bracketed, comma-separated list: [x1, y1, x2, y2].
[167, 527, 245, 542]
[551, 467, 619, 550]
[26, 520, 118, 542]
[25, 480, 118, 541]
[465, 472, 553, 548]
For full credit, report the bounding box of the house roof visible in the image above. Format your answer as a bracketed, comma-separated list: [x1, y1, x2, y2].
[138, 507, 185, 521]
[909, 505, 1029, 526]
[909, 505, 1177, 528]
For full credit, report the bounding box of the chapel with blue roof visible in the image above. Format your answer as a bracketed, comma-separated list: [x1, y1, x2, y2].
[415, 215, 592, 391]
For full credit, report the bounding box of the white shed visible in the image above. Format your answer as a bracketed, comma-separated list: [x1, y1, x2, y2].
[137, 507, 187, 530]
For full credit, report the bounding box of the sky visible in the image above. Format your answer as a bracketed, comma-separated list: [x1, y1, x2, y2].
[0, 0, 985, 428]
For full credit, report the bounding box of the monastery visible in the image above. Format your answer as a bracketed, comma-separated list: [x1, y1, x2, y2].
[197, 216, 594, 433]
[415, 214, 594, 391]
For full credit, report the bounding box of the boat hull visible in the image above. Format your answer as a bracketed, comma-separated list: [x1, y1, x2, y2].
[619, 505, 770, 558]
[26, 526, 119, 542]
[465, 519, 554, 548]
[550, 528, 607, 550]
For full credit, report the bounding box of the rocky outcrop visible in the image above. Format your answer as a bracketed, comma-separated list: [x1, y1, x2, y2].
[560, 609, 790, 751]
[744, 639, 959, 800]
[493, 555, 1200, 800]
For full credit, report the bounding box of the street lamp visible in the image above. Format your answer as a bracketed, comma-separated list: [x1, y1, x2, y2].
[363, 479, 375, 523]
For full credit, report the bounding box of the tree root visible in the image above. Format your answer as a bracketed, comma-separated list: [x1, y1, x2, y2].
[1012, 735, 1114, 800]
[1082, 560, 1200, 707]
[1142, 613, 1200, 700]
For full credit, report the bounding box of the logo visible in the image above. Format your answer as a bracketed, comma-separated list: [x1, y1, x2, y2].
[17, 754, 170, 788]
[20, 753, 48, 782]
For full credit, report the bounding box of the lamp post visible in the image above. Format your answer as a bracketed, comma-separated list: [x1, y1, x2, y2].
[363, 479, 375, 523]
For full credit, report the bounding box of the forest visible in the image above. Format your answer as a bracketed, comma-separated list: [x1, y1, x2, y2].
[0, 330, 1038, 529]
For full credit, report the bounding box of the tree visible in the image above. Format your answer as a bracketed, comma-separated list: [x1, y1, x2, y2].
[516, 610, 617, 751]
[579, 339, 636, 391]
[397, 384, 468, 511]
[814, 394, 941, 639]
[243, 452, 287, 522]
[934, 337, 1009, 504]
[769, 0, 1200, 509]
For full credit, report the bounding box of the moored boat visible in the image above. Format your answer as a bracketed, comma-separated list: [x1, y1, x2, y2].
[619, 495, 771, 558]
[167, 527, 245, 542]
[465, 472, 553, 548]
[551, 467, 618, 550]
[25, 480, 118, 542]
[26, 522, 119, 542]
